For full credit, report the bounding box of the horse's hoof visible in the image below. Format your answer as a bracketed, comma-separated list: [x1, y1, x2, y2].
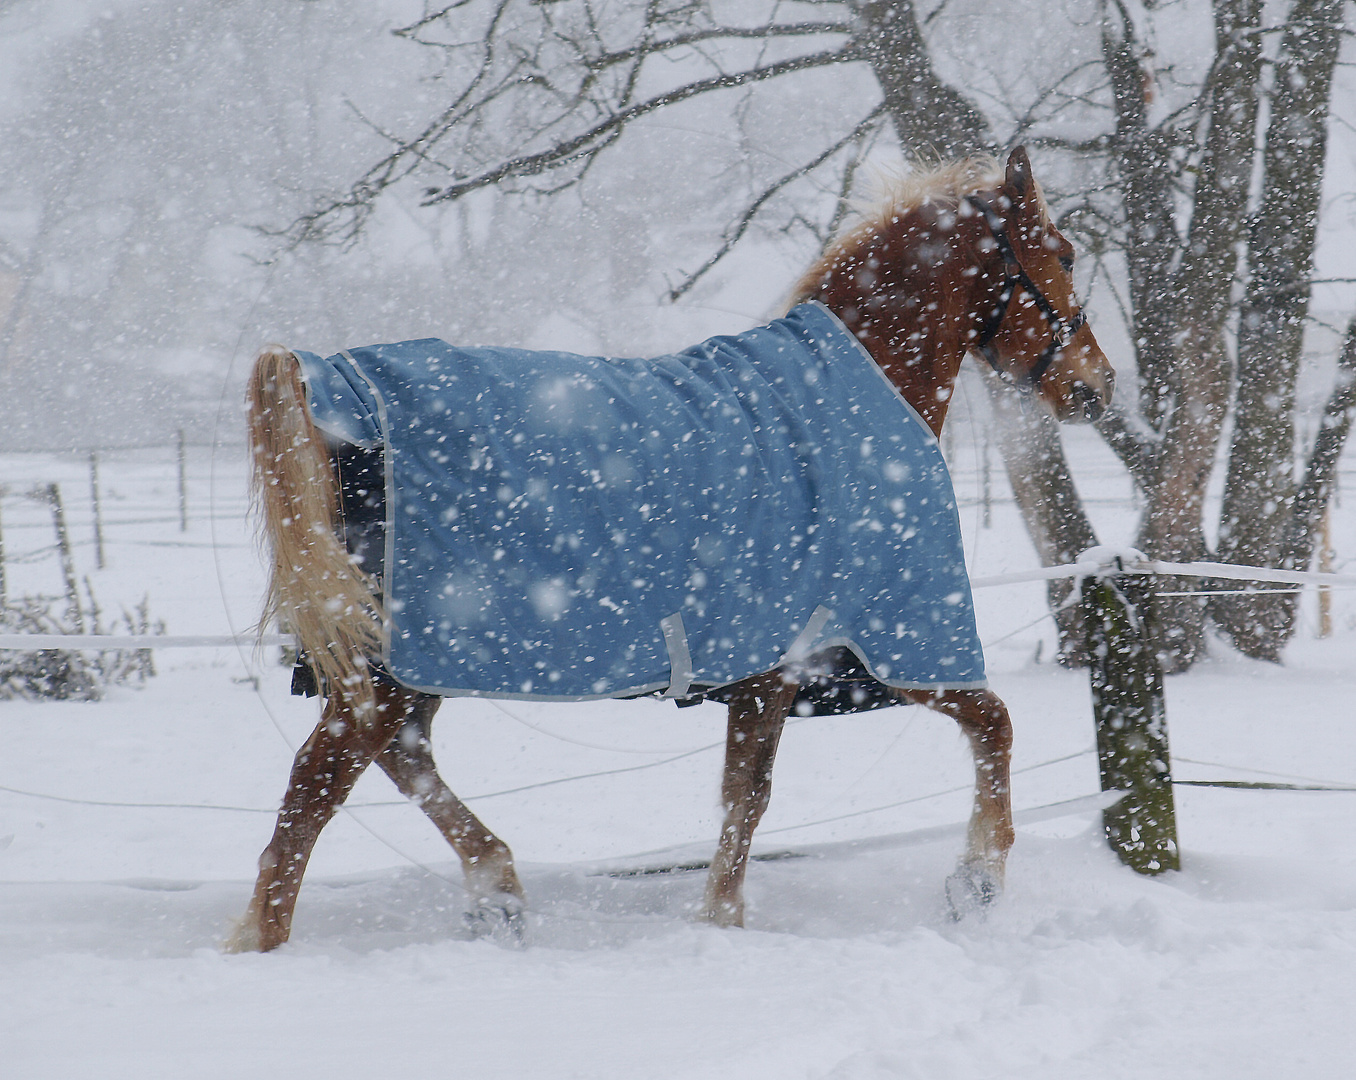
[464, 892, 527, 947]
[699, 899, 744, 928]
[221, 917, 266, 954]
[944, 865, 1001, 921]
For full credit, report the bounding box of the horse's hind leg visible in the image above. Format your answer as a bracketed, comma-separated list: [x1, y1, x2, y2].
[225, 680, 412, 953]
[899, 687, 1014, 917]
[374, 697, 524, 938]
[701, 671, 799, 927]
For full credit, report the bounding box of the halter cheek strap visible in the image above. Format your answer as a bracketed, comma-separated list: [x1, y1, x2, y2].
[964, 195, 1087, 391]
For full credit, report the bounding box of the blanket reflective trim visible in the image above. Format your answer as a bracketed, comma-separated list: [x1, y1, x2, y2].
[294, 302, 985, 700]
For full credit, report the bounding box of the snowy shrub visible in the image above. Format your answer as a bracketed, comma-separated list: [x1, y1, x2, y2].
[0, 593, 161, 701]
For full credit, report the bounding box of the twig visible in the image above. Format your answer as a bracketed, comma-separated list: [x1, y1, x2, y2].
[667, 107, 884, 300]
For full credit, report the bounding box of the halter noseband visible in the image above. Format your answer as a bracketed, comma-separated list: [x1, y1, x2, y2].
[964, 194, 1087, 391]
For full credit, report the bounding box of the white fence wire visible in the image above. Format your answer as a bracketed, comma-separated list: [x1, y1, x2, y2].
[1, 555, 1351, 650]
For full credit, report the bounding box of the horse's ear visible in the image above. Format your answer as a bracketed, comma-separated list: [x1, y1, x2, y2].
[1005, 146, 1032, 199]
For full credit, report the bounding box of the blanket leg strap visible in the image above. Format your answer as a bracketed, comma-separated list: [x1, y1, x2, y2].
[660, 613, 693, 699]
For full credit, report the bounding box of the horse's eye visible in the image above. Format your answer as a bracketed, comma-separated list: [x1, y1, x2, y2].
[1059, 255, 1075, 273]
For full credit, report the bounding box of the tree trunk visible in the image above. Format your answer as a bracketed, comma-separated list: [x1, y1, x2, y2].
[983, 370, 1098, 664]
[1100, 2, 1193, 666]
[852, 0, 989, 160]
[1249, 315, 1356, 643]
[1100, 4, 1181, 432]
[1213, 0, 1344, 660]
[1287, 321, 1356, 569]
[1103, 0, 1261, 671]
[1132, 323, 1229, 670]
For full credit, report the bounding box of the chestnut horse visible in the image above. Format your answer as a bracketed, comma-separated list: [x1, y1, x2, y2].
[227, 147, 1113, 952]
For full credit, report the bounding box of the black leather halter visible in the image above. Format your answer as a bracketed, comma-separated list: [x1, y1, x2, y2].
[965, 194, 1087, 391]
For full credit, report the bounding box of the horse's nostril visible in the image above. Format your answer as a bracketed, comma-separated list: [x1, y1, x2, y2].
[1073, 380, 1107, 422]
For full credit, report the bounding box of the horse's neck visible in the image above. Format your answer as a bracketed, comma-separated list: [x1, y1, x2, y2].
[864, 317, 966, 437]
[816, 278, 973, 438]
[804, 209, 992, 438]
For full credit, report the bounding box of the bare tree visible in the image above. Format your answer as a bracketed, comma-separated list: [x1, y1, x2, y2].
[1076, 0, 1352, 665]
[1086, 0, 1263, 667]
[1213, 0, 1348, 658]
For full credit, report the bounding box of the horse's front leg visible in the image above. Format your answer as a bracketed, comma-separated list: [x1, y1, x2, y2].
[701, 671, 799, 927]
[375, 697, 525, 940]
[898, 687, 1014, 917]
[225, 680, 412, 952]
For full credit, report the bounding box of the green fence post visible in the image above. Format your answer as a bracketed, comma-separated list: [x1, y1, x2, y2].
[1082, 565, 1180, 874]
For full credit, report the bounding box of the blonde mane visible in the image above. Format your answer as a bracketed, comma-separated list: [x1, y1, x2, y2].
[791, 155, 1040, 305]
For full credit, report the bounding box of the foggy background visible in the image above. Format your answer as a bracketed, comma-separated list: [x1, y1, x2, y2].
[2, 0, 1354, 450]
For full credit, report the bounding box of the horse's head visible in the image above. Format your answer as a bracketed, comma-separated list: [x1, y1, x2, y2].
[970, 147, 1115, 423]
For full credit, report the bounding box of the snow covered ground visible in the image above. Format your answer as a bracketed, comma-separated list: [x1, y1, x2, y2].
[1, 427, 1354, 1079]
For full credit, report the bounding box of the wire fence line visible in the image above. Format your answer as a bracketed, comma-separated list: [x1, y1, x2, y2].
[0, 633, 287, 649]
[3, 746, 1353, 822]
[0, 511, 249, 533]
[0, 553, 1350, 651]
[0, 745, 1098, 820]
[0, 436, 256, 616]
[0, 436, 248, 455]
[6, 552, 1354, 798]
[969, 556, 1356, 590]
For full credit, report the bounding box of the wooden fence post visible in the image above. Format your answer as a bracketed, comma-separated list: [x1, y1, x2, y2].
[981, 427, 992, 529]
[1082, 566, 1180, 874]
[177, 428, 188, 532]
[1318, 508, 1333, 639]
[0, 485, 7, 607]
[89, 450, 106, 569]
[40, 482, 82, 631]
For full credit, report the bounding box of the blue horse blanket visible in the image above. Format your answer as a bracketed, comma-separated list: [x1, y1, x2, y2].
[294, 302, 985, 700]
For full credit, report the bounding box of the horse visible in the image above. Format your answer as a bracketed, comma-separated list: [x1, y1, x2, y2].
[226, 146, 1114, 952]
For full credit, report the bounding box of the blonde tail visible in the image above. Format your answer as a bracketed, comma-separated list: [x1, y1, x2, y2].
[247, 346, 383, 717]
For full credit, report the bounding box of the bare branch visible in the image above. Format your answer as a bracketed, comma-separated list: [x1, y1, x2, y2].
[394, 2, 476, 40]
[421, 46, 859, 205]
[585, 21, 852, 67]
[1007, 58, 1109, 142]
[666, 106, 885, 301]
